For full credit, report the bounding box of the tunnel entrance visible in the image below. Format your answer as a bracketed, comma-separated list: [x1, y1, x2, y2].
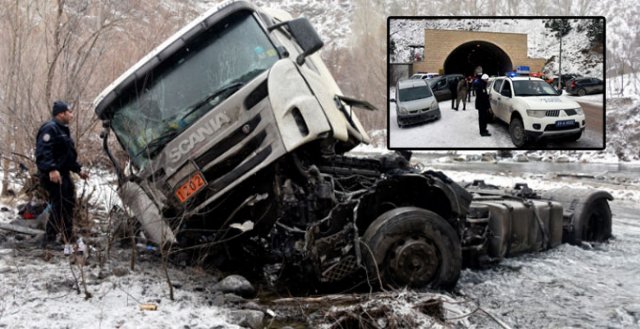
[444, 41, 512, 77]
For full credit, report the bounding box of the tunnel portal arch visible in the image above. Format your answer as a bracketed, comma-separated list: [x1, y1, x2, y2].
[444, 41, 513, 77]
[411, 30, 547, 78]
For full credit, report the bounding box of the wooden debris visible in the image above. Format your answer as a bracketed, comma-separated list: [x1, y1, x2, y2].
[0, 222, 44, 236]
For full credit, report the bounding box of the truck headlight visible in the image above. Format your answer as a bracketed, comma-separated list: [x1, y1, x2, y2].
[526, 110, 546, 118]
[398, 106, 408, 114]
[430, 102, 439, 111]
[574, 107, 584, 115]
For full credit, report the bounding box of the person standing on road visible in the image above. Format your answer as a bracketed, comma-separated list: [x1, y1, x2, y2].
[35, 101, 89, 254]
[475, 74, 492, 136]
[456, 78, 468, 111]
[449, 77, 459, 110]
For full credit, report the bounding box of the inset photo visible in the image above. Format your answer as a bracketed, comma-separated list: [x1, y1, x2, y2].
[388, 17, 605, 149]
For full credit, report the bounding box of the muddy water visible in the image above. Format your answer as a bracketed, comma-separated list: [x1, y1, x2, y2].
[456, 200, 640, 328]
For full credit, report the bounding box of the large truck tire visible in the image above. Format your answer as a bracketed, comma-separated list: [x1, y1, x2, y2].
[575, 197, 612, 243]
[362, 207, 461, 290]
[539, 188, 613, 245]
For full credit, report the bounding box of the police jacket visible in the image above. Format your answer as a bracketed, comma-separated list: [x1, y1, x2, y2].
[35, 119, 81, 176]
[475, 80, 491, 111]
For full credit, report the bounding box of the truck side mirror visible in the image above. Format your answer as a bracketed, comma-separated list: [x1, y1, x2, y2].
[286, 18, 324, 65]
[268, 17, 323, 65]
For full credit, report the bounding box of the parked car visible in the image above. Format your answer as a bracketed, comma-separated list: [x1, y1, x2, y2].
[392, 79, 440, 128]
[410, 72, 440, 80]
[428, 74, 464, 102]
[565, 77, 604, 96]
[548, 73, 581, 89]
[488, 76, 585, 147]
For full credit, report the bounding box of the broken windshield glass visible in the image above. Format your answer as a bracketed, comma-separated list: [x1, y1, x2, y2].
[109, 11, 279, 169]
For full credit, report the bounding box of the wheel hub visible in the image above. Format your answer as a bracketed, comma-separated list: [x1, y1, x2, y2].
[389, 238, 439, 286]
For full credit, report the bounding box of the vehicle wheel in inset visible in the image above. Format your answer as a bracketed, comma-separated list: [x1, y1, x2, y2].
[578, 88, 586, 96]
[362, 207, 461, 290]
[509, 117, 528, 148]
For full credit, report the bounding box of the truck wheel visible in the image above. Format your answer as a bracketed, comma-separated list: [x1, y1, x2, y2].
[397, 117, 403, 128]
[509, 117, 528, 147]
[577, 198, 612, 243]
[362, 207, 461, 290]
[578, 88, 586, 96]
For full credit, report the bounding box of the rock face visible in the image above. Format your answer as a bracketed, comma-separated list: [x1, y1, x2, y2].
[555, 155, 571, 163]
[213, 274, 256, 298]
[514, 153, 529, 162]
[481, 152, 497, 162]
[227, 310, 264, 329]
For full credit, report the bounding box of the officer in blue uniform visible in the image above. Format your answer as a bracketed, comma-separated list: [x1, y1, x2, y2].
[35, 101, 88, 249]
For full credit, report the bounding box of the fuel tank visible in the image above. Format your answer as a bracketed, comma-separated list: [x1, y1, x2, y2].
[470, 196, 563, 260]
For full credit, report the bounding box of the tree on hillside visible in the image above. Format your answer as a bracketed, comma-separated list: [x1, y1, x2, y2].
[545, 19, 572, 38]
[0, 1, 196, 195]
[586, 18, 604, 49]
[332, 0, 387, 132]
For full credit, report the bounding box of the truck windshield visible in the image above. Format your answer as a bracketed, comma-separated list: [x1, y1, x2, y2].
[110, 12, 279, 169]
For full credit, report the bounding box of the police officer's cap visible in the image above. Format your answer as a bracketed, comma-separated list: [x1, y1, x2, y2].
[52, 101, 70, 116]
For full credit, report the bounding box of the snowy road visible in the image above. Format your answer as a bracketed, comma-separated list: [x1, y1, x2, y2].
[457, 199, 640, 329]
[388, 93, 604, 149]
[438, 167, 640, 329]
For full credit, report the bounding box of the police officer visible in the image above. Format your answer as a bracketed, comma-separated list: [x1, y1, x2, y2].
[475, 74, 492, 136]
[35, 101, 88, 251]
[449, 77, 459, 110]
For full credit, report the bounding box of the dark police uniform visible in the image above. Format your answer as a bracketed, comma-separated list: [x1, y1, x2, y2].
[35, 119, 82, 245]
[475, 79, 491, 136]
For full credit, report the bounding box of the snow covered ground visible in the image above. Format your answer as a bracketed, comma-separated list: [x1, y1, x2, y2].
[0, 172, 248, 329]
[1, 153, 639, 328]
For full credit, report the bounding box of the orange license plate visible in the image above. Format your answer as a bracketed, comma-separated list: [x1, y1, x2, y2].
[175, 172, 206, 203]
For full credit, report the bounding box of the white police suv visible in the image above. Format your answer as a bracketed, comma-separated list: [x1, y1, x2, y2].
[488, 76, 585, 147]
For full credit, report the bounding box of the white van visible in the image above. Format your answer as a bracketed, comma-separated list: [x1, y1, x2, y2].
[392, 79, 440, 128]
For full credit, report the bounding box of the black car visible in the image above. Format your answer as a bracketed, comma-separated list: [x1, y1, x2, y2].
[565, 77, 603, 96]
[550, 73, 581, 89]
[428, 74, 464, 102]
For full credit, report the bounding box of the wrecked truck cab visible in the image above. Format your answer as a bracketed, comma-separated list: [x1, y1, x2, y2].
[93, 1, 613, 292]
[94, 1, 369, 212]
